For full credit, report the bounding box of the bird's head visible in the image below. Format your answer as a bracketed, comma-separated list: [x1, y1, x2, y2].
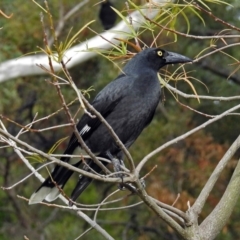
[146, 48, 192, 70]
[123, 48, 192, 73]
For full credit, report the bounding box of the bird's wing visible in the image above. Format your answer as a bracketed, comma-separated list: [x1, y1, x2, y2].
[28, 74, 132, 205]
[66, 73, 132, 151]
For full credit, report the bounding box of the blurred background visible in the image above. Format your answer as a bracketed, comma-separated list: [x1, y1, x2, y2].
[1, 0, 240, 239]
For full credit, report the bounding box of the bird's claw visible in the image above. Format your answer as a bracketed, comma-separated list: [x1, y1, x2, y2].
[140, 178, 146, 189]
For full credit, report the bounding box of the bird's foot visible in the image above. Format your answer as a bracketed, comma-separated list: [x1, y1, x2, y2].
[119, 178, 146, 194]
[109, 157, 127, 190]
[139, 178, 146, 189]
[111, 157, 125, 182]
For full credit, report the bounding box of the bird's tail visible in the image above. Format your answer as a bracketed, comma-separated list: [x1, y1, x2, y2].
[29, 154, 108, 205]
[29, 146, 80, 205]
[69, 160, 108, 206]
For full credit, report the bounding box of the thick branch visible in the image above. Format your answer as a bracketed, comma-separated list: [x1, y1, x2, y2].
[0, 0, 169, 82]
[199, 139, 240, 239]
[192, 135, 240, 214]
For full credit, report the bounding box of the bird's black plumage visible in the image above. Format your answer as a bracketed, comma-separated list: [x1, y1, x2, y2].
[99, 0, 117, 30]
[29, 48, 192, 205]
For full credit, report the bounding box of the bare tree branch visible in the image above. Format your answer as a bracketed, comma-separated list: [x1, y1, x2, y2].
[3, 136, 115, 239]
[0, 127, 132, 183]
[134, 179, 186, 238]
[136, 103, 240, 174]
[164, 83, 240, 101]
[192, 135, 240, 215]
[199, 139, 240, 239]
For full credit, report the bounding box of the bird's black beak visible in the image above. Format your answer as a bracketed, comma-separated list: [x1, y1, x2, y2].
[164, 51, 192, 64]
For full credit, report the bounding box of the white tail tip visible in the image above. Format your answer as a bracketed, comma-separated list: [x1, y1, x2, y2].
[29, 186, 61, 205]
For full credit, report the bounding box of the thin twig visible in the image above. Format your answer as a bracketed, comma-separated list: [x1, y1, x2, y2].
[18, 195, 115, 239]
[178, 101, 215, 118]
[60, 60, 111, 174]
[150, 197, 189, 222]
[1, 162, 52, 190]
[81, 96, 135, 172]
[48, 0, 89, 46]
[41, 13, 110, 174]
[134, 180, 186, 238]
[172, 193, 180, 207]
[193, 43, 240, 62]
[94, 189, 120, 222]
[141, 165, 157, 179]
[164, 83, 240, 101]
[74, 227, 93, 240]
[125, 1, 141, 49]
[0, 128, 132, 183]
[136, 103, 240, 174]
[144, 16, 240, 40]
[193, 3, 240, 33]
[0, 9, 13, 18]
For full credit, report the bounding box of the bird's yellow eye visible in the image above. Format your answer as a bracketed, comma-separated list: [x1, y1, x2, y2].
[157, 50, 163, 57]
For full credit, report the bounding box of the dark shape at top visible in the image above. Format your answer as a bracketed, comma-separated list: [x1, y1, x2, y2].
[29, 48, 192, 205]
[99, 0, 117, 30]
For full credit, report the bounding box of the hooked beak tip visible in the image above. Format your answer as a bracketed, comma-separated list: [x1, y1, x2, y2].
[165, 51, 192, 64]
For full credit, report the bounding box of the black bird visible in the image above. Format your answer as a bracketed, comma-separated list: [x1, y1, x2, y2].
[99, 0, 117, 30]
[29, 48, 192, 205]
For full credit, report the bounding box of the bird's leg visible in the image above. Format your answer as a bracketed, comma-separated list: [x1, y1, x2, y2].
[112, 158, 126, 190]
[106, 151, 126, 190]
[112, 158, 125, 176]
[106, 151, 125, 177]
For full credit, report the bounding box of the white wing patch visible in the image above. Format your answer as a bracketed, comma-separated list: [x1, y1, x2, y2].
[80, 124, 91, 136]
